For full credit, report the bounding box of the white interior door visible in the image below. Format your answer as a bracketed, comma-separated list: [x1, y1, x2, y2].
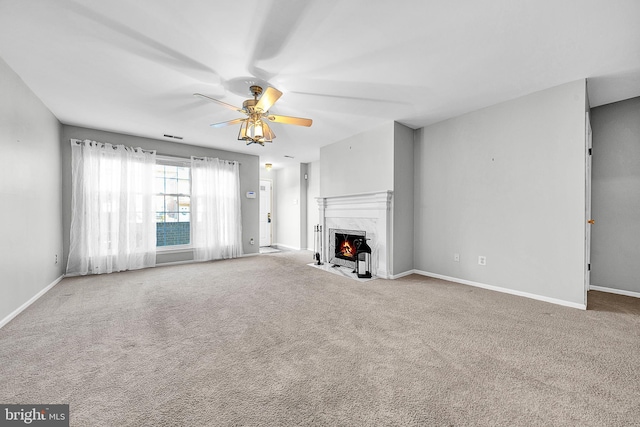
[585, 112, 593, 303]
[260, 180, 272, 246]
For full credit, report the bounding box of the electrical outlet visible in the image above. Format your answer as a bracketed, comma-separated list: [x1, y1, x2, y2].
[478, 256, 486, 266]
[454, 253, 460, 262]
[55, 254, 58, 265]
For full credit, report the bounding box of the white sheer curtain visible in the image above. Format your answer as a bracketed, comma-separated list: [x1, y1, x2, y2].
[191, 156, 243, 261]
[67, 139, 156, 275]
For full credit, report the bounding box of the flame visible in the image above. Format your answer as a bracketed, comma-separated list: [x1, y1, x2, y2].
[340, 241, 355, 257]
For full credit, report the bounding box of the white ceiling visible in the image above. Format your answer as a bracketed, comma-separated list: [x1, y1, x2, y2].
[1, 0, 639, 169]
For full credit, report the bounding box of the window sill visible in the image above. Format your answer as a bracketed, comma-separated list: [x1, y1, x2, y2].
[156, 245, 193, 254]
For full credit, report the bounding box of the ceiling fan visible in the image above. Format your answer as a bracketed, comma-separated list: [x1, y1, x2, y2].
[194, 85, 312, 146]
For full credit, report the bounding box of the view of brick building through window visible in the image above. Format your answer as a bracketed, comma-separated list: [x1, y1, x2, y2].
[155, 163, 190, 246]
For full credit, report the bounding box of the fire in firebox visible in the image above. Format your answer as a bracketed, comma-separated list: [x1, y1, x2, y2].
[335, 233, 362, 261]
[328, 228, 366, 268]
[339, 240, 356, 258]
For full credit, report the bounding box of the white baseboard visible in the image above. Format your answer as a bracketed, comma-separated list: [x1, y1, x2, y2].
[389, 270, 416, 279]
[273, 243, 302, 251]
[373, 270, 389, 279]
[0, 274, 65, 329]
[590, 285, 640, 299]
[410, 270, 587, 310]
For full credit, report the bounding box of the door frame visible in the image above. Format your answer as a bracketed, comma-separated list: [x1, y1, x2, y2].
[259, 179, 273, 247]
[585, 111, 593, 305]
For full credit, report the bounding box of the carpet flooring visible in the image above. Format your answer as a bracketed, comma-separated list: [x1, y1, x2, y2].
[259, 246, 281, 254]
[1, 251, 639, 426]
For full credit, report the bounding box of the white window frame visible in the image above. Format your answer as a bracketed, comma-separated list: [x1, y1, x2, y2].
[155, 155, 192, 252]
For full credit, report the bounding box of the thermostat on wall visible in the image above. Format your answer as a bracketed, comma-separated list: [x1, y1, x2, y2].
[246, 191, 256, 199]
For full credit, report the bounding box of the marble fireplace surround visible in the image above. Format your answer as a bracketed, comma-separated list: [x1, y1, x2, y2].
[317, 191, 393, 279]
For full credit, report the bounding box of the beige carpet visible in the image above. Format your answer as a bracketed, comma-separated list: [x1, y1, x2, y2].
[1, 251, 639, 426]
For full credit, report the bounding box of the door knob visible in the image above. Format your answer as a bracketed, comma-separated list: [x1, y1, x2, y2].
[587, 219, 595, 224]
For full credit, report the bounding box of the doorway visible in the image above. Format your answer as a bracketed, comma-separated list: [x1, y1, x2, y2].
[260, 179, 272, 247]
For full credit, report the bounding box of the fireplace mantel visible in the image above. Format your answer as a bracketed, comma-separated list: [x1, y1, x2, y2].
[317, 191, 393, 278]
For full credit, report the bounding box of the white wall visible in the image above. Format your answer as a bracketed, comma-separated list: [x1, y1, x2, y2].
[320, 122, 394, 197]
[590, 96, 640, 294]
[262, 162, 313, 251]
[275, 164, 306, 249]
[414, 80, 587, 307]
[0, 57, 64, 325]
[61, 125, 260, 265]
[260, 167, 276, 247]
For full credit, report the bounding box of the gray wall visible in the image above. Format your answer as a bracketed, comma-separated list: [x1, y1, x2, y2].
[306, 160, 320, 251]
[393, 122, 415, 275]
[61, 126, 260, 266]
[0, 57, 64, 324]
[414, 80, 588, 306]
[299, 163, 308, 250]
[590, 96, 640, 294]
[320, 122, 394, 197]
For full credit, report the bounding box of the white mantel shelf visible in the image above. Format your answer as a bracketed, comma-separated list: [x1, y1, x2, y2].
[318, 191, 392, 205]
[317, 190, 393, 279]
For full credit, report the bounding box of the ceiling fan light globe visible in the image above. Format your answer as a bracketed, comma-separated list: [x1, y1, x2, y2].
[252, 121, 264, 139]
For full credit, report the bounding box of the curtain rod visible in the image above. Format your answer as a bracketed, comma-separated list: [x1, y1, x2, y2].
[71, 139, 241, 164]
[71, 138, 156, 154]
[156, 154, 190, 162]
[158, 154, 240, 165]
[146, 154, 242, 166]
[191, 156, 240, 165]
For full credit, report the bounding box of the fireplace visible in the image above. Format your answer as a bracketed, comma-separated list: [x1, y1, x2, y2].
[317, 191, 392, 278]
[329, 229, 366, 269]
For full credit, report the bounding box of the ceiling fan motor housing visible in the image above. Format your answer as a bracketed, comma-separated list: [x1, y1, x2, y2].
[242, 98, 259, 114]
[249, 85, 263, 97]
[244, 85, 265, 114]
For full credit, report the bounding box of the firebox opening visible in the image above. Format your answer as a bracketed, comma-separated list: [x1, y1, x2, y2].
[328, 228, 366, 269]
[335, 234, 360, 261]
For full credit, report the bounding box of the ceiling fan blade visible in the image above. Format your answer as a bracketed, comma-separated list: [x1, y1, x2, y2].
[247, 1, 313, 82]
[210, 118, 246, 128]
[267, 114, 312, 127]
[194, 93, 244, 113]
[255, 87, 283, 112]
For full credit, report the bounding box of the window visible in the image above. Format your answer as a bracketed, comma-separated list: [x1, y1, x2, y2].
[155, 161, 191, 247]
